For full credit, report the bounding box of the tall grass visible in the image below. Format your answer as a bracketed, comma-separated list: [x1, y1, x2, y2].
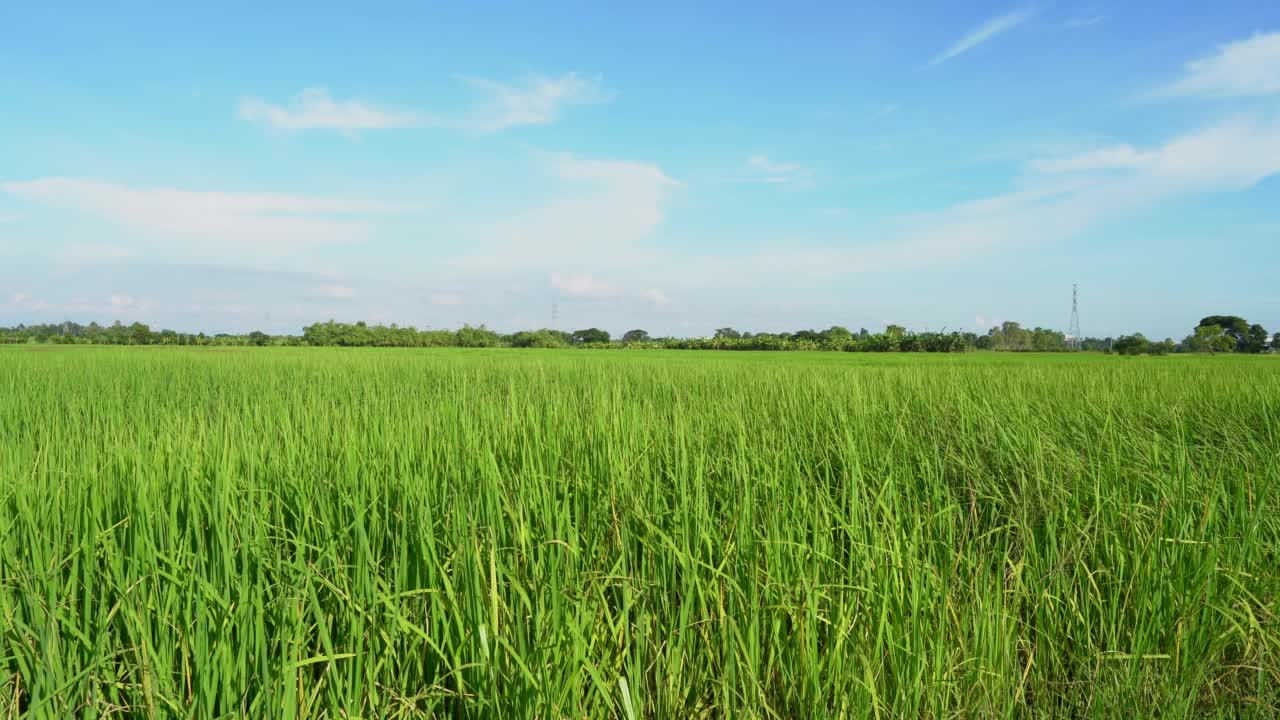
[1, 347, 1277, 717]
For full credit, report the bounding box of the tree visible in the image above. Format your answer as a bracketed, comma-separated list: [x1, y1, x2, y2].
[1273, 333, 1280, 352]
[1243, 323, 1269, 354]
[247, 330, 270, 346]
[713, 327, 741, 339]
[570, 328, 610, 344]
[1031, 327, 1067, 352]
[455, 324, 500, 348]
[823, 326, 852, 343]
[510, 329, 570, 348]
[1112, 334, 1151, 355]
[1198, 316, 1249, 351]
[621, 329, 650, 343]
[1186, 324, 1235, 353]
[127, 322, 153, 345]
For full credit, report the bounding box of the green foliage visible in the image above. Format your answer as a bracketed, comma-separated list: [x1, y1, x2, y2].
[4, 315, 1270, 357]
[1186, 324, 1238, 353]
[824, 325, 852, 342]
[455, 324, 501, 348]
[1113, 333, 1151, 355]
[984, 322, 1071, 352]
[570, 327, 611, 345]
[508, 329, 570, 348]
[0, 348, 1277, 717]
[1245, 324, 1270, 354]
[1198, 315, 1249, 349]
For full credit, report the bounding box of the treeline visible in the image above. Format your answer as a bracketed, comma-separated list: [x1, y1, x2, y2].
[0, 321, 284, 346]
[3, 316, 1275, 354]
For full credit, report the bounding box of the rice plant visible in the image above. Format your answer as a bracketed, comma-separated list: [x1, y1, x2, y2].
[1, 347, 1277, 717]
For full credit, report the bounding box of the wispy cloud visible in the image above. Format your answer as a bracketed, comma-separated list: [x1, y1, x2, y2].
[1, 178, 402, 253]
[666, 114, 1280, 281]
[926, 8, 1035, 68]
[1029, 144, 1156, 173]
[63, 295, 151, 315]
[456, 72, 614, 132]
[449, 151, 680, 273]
[240, 73, 612, 134]
[314, 284, 357, 299]
[550, 272, 612, 298]
[239, 88, 420, 132]
[430, 292, 463, 306]
[1155, 31, 1280, 99]
[745, 154, 813, 186]
[0, 211, 19, 223]
[639, 288, 669, 306]
[9, 292, 50, 312]
[1063, 15, 1105, 29]
[109, 293, 142, 309]
[871, 103, 899, 119]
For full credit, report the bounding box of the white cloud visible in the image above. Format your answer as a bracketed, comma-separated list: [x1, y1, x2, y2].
[640, 288, 669, 306]
[1029, 145, 1156, 173]
[239, 87, 420, 132]
[109, 293, 141, 309]
[56, 295, 148, 315]
[1158, 32, 1280, 99]
[551, 272, 611, 298]
[666, 114, 1280, 282]
[872, 103, 899, 119]
[450, 151, 680, 272]
[1, 178, 400, 254]
[1064, 15, 1105, 29]
[315, 284, 357, 299]
[927, 8, 1035, 68]
[975, 314, 987, 329]
[240, 73, 611, 135]
[0, 211, 19, 223]
[54, 243, 136, 262]
[458, 72, 613, 132]
[9, 293, 50, 312]
[430, 292, 463, 306]
[745, 154, 813, 186]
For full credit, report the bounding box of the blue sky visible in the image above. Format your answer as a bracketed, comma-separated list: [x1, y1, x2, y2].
[2, 2, 1278, 339]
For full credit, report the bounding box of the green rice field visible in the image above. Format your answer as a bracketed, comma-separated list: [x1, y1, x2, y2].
[1, 346, 1277, 718]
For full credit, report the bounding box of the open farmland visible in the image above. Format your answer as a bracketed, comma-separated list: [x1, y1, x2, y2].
[1, 347, 1277, 717]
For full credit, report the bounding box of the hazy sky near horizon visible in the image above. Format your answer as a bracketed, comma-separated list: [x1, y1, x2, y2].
[2, 2, 1279, 338]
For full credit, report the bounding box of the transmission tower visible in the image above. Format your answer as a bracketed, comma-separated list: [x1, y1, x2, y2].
[1068, 283, 1082, 351]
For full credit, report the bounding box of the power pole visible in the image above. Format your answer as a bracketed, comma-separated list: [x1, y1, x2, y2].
[1068, 283, 1082, 351]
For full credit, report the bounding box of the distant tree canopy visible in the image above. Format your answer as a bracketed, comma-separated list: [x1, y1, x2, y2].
[983, 322, 1071, 352]
[570, 328, 610, 345]
[1185, 316, 1271, 354]
[2, 314, 1273, 355]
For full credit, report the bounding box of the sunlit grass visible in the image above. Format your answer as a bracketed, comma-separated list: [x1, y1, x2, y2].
[1, 347, 1277, 717]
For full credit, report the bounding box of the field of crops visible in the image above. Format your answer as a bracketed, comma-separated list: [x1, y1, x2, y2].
[1, 346, 1277, 718]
